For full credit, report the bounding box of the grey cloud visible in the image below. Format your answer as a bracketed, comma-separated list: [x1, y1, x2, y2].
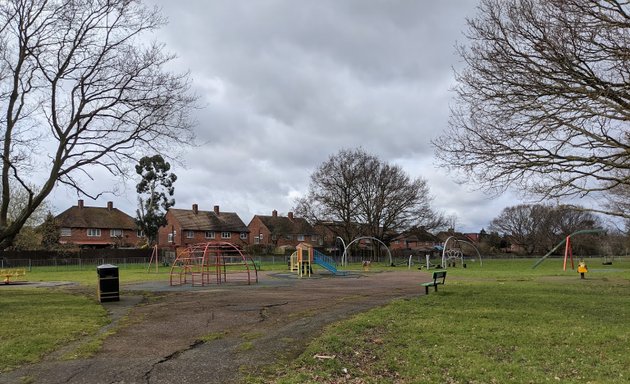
[48, 0, 519, 233]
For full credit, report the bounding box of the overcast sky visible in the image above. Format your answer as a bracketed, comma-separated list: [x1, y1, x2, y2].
[48, 0, 520, 233]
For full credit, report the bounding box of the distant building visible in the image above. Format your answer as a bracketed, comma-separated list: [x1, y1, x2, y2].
[390, 227, 441, 253]
[158, 204, 249, 247]
[55, 200, 142, 248]
[248, 210, 318, 249]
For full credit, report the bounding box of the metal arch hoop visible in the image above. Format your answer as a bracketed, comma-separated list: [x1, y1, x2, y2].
[336, 236, 347, 266]
[341, 236, 393, 266]
[441, 236, 483, 268]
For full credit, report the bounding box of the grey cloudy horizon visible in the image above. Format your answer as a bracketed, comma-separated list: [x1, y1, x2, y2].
[48, 0, 521, 233]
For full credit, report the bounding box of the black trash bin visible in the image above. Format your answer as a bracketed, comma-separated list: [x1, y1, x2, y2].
[97, 264, 119, 302]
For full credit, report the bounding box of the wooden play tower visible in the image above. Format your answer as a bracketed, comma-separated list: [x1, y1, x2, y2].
[290, 242, 314, 277]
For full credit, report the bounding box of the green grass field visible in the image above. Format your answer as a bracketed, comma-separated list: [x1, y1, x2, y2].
[2, 257, 629, 382]
[257, 257, 630, 383]
[0, 289, 108, 372]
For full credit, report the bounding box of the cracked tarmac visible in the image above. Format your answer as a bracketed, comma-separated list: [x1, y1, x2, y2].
[0, 270, 427, 384]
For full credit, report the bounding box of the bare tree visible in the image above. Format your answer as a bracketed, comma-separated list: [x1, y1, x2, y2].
[434, 0, 630, 220]
[490, 203, 601, 254]
[295, 148, 444, 246]
[294, 148, 365, 245]
[0, 0, 196, 249]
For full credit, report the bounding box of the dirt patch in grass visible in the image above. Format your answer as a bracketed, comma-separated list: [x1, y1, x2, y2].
[0, 270, 427, 384]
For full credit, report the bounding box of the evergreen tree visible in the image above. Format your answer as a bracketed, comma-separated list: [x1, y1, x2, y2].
[135, 155, 177, 246]
[39, 212, 60, 249]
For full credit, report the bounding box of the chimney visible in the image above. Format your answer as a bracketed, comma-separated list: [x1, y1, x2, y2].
[288, 212, 294, 220]
[272, 210, 278, 218]
[214, 205, 220, 214]
[107, 201, 113, 211]
[78, 199, 84, 209]
[192, 204, 198, 214]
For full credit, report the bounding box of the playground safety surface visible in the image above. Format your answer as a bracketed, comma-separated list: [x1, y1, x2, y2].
[0, 269, 429, 384]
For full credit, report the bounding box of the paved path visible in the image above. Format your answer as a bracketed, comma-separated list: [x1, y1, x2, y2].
[0, 270, 427, 384]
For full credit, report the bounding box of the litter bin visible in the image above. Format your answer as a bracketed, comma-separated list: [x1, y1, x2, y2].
[97, 264, 119, 302]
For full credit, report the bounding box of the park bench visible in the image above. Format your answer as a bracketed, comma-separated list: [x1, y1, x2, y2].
[421, 270, 446, 295]
[1, 268, 26, 284]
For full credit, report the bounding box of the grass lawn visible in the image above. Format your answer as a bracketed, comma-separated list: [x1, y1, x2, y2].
[3, 256, 629, 381]
[258, 257, 630, 383]
[0, 289, 109, 372]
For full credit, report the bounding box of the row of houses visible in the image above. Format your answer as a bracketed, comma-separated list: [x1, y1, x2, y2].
[54, 200, 478, 252]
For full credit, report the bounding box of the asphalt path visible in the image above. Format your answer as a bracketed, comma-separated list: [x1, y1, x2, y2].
[0, 269, 428, 384]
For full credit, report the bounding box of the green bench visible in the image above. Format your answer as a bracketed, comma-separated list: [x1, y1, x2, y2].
[421, 270, 447, 295]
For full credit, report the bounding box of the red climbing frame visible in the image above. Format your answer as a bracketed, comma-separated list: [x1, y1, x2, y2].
[169, 242, 258, 286]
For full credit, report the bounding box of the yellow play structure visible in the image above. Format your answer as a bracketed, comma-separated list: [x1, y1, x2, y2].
[2, 268, 26, 284]
[290, 243, 314, 277]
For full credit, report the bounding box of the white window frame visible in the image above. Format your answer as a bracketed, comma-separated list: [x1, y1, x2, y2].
[87, 228, 101, 237]
[60, 228, 71, 237]
[240, 232, 248, 240]
[137, 230, 145, 238]
[168, 233, 174, 243]
[297, 234, 305, 241]
[185, 230, 195, 239]
[205, 231, 215, 239]
[221, 232, 231, 239]
[110, 229, 123, 238]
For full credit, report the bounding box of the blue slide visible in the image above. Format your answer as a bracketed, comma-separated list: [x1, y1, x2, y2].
[313, 249, 348, 276]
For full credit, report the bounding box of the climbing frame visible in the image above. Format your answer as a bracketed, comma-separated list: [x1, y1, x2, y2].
[169, 242, 258, 286]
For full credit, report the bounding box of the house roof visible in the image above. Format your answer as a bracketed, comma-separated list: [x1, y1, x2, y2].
[55, 204, 136, 230]
[170, 208, 248, 232]
[435, 230, 471, 242]
[396, 227, 439, 243]
[255, 214, 316, 235]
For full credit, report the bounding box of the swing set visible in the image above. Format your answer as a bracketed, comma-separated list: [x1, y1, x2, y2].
[532, 228, 606, 269]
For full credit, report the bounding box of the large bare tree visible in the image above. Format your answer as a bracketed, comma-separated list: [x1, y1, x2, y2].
[0, 0, 196, 249]
[295, 148, 444, 246]
[434, 0, 630, 219]
[490, 203, 601, 255]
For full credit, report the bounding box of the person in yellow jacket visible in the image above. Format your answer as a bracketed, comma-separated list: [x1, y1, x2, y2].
[577, 260, 588, 279]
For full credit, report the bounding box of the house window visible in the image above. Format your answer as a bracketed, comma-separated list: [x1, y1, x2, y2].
[221, 232, 231, 239]
[254, 236, 260, 244]
[110, 229, 123, 237]
[297, 234, 305, 241]
[185, 230, 194, 239]
[137, 230, 145, 238]
[285, 234, 293, 240]
[168, 233, 174, 243]
[205, 231, 215, 239]
[87, 228, 101, 237]
[60, 228, 71, 237]
[240, 232, 248, 240]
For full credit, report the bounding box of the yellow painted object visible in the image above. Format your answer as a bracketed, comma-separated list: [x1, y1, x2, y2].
[297, 247, 311, 277]
[577, 262, 588, 274]
[289, 251, 299, 272]
[1, 268, 26, 284]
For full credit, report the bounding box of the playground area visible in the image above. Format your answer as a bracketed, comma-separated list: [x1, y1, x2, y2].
[0, 268, 426, 384]
[2, 233, 628, 383]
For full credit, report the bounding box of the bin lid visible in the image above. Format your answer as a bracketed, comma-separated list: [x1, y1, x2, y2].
[97, 264, 118, 269]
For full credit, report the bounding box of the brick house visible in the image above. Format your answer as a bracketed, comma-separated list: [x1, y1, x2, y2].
[55, 200, 142, 248]
[158, 204, 249, 247]
[435, 229, 472, 244]
[390, 227, 441, 253]
[247, 210, 318, 248]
